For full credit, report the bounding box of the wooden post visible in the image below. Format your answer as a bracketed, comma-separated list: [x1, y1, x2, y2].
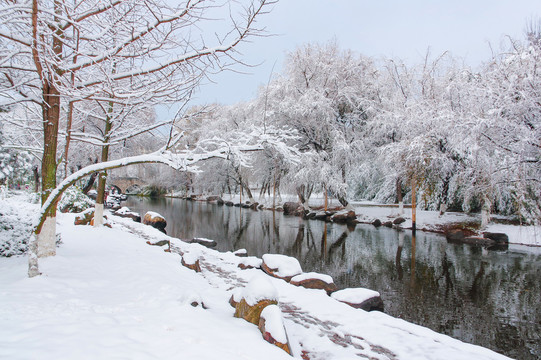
[324, 184, 328, 212]
[411, 178, 417, 235]
[272, 172, 276, 211]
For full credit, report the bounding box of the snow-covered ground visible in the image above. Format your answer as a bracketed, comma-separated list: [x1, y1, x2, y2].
[0, 191, 514, 359]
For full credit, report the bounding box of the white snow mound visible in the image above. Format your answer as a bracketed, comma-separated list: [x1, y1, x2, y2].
[331, 288, 380, 304]
[262, 254, 302, 278]
[291, 272, 334, 284]
[242, 275, 278, 306]
[260, 304, 287, 343]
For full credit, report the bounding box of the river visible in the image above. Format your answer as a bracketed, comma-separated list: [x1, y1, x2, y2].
[125, 196, 541, 360]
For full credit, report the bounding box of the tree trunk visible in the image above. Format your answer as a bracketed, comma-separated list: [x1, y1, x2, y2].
[62, 101, 75, 178]
[32, 165, 40, 193]
[481, 194, 491, 229]
[241, 180, 255, 203]
[396, 177, 404, 215]
[337, 194, 351, 209]
[94, 101, 113, 227]
[34, 0, 64, 258]
[439, 175, 450, 216]
[38, 80, 61, 257]
[296, 185, 307, 207]
[339, 165, 353, 210]
[82, 172, 98, 194]
[235, 168, 255, 203]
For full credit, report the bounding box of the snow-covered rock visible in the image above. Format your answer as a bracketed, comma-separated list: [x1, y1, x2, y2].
[181, 251, 201, 272]
[331, 288, 384, 312]
[185, 237, 217, 248]
[113, 207, 141, 222]
[74, 208, 94, 226]
[261, 254, 302, 282]
[142, 211, 167, 233]
[290, 272, 338, 294]
[282, 202, 303, 216]
[234, 276, 279, 325]
[238, 256, 263, 270]
[233, 248, 248, 257]
[331, 210, 356, 223]
[258, 305, 291, 355]
[242, 275, 279, 306]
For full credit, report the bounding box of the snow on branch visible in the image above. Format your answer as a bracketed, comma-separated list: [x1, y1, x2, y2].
[34, 124, 299, 233]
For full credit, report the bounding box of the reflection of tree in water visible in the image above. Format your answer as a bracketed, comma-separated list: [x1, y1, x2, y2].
[329, 230, 540, 360]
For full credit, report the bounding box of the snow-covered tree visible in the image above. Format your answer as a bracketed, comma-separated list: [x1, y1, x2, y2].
[0, 0, 274, 260]
[266, 40, 379, 208]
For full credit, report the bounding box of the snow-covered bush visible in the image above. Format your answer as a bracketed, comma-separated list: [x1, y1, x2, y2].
[0, 193, 37, 257]
[58, 186, 94, 213]
[0, 150, 33, 187]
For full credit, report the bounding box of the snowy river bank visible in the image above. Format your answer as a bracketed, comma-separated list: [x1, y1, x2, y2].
[124, 196, 540, 359]
[0, 192, 526, 359]
[1, 192, 539, 359]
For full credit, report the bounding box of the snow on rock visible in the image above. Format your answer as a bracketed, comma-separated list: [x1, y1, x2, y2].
[290, 272, 338, 294]
[291, 272, 333, 284]
[185, 237, 217, 248]
[181, 251, 201, 272]
[234, 276, 279, 326]
[113, 207, 141, 222]
[242, 275, 279, 306]
[330, 210, 356, 224]
[238, 256, 263, 270]
[142, 211, 167, 233]
[258, 304, 291, 355]
[261, 254, 302, 281]
[229, 287, 243, 308]
[74, 207, 95, 226]
[233, 248, 248, 257]
[259, 305, 288, 344]
[178, 291, 206, 308]
[331, 288, 384, 312]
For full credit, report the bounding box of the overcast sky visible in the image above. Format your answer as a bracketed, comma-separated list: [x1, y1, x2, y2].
[164, 0, 540, 114]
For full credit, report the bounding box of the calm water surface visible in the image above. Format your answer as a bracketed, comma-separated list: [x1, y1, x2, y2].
[125, 197, 541, 360]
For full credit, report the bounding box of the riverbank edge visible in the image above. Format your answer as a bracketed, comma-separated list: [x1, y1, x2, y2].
[157, 194, 541, 248]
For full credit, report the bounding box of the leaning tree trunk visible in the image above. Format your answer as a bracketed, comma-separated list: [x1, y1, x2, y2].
[235, 167, 255, 203]
[240, 178, 255, 203]
[82, 172, 98, 194]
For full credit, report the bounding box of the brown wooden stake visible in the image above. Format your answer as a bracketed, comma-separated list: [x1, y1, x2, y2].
[273, 172, 276, 211]
[324, 184, 328, 212]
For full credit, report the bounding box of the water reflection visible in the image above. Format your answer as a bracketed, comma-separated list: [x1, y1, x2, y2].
[125, 197, 541, 360]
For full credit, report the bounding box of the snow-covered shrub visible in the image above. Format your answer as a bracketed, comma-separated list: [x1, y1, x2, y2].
[0, 150, 33, 187]
[58, 186, 94, 213]
[0, 213, 31, 256]
[0, 193, 37, 257]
